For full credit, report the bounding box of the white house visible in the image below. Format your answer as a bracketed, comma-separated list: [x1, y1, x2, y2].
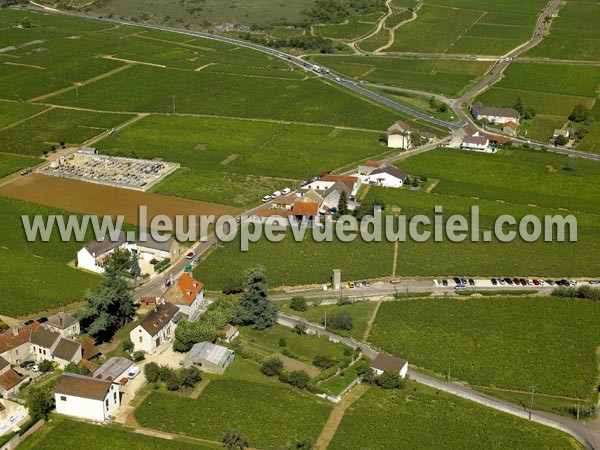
[470, 102, 520, 125]
[365, 166, 408, 188]
[128, 235, 179, 264]
[321, 180, 352, 211]
[371, 353, 408, 379]
[387, 121, 412, 149]
[130, 302, 179, 353]
[304, 175, 359, 197]
[76, 231, 127, 274]
[503, 121, 518, 136]
[461, 135, 491, 153]
[46, 312, 80, 338]
[161, 273, 206, 321]
[218, 324, 239, 344]
[30, 326, 82, 368]
[54, 373, 120, 422]
[0, 323, 39, 365]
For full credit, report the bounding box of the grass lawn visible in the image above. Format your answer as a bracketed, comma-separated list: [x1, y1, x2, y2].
[368, 296, 600, 398]
[135, 379, 332, 449]
[0, 153, 42, 178]
[239, 324, 348, 364]
[0, 196, 101, 316]
[318, 359, 360, 396]
[328, 382, 584, 449]
[279, 301, 378, 340]
[19, 418, 217, 450]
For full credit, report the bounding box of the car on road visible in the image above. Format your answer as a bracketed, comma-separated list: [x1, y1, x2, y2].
[442, 279, 448, 286]
[491, 278, 497, 285]
[261, 195, 271, 202]
[468, 278, 475, 286]
[453, 277, 461, 285]
[362, 280, 370, 287]
[282, 188, 291, 195]
[589, 280, 600, 285]
[186, 251, 196, 259]
[455, 284, 467, 290]
[335, 77, 341, 81]
[354, 281, 361, 288]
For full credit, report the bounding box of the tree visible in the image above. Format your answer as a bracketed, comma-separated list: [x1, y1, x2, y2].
[356, 360, 377, 383]
[174, 320, 218, 352]
[290, 296, 308, 312]
[27, 387, 54, 421]
[294, 439, 314, 450]
[238, 267, 277, 330]
[144, 362, 161, 383]
[64, 362, 89, 375]
[569, 104, 592, 123]
[179, 367, 202, 388]
[130, 253, 141, 279]
[103, 247, 132, 275]
[336, 191, 348, 217]
[376, 371, 405, 389]
[576, 125, 589, 139]
[288, 370, 310, 389]
[38, 360, 54, 373]
[513, 96, 523, 115]
[555, 134, 568, 146]
[165, 371, 180, 391]
[78, 272, 135, 342]
[522, 105, 536, 120]
[222, 427, 249, 450]
[313, 355, 337, 370]
[260, 356, 283, 376]
[122, 339, 134, 353]
[327, 311, 353, 331]
[294, 321, 308, 335]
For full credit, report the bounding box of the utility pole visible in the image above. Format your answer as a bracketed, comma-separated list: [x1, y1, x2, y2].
[577, 400, 580, 421]
[529, 387, 536, 420]
[76, 85, 79, 102]
[324, 307, 327, 329]
[447, 361, 451, 382]
[172, 95, 176, 114]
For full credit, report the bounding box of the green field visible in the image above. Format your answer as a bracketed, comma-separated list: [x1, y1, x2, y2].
[280, 301, 378, 340]
[0, 153, 41, 178]
[135, 379, 332, 449]
[0, 100, 47, 128]
[95, 114, 391, 206]
[0, 108, 134, 156]
[357, 27, 389, 52]
[0, 197, 101, 316]
[313, 14, 382, 41]
[19, 419, 216, 450]
[311, 55, 491, 96]
[524, 1, 600, 61]
[524, 115, 567, 142]
[384, 1, 544, 55]
[328, 383, 584, 449]
[368, 297, 600, 398]
[579, 122, 600, 154]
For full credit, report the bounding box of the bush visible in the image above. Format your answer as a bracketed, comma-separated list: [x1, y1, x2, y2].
[279, 338, 287, 347]
[261, 356, 283, 376]
[179, 367, 202, 388]
[288, 370, 311, 390]
[327, 311, 353, 331]
[38, 360, 54, 373]
[144, 362, 160, 383]
[165, 372, 180, 391]
[290, 296, 308, 312]
[376, 371, 405, 389]
[121, 339, 133, 353]
[132, 351, 145, 362]
[313, 355, 337, 370]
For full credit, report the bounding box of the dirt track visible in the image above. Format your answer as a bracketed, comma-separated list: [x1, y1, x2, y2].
[0, 174, 238, 225]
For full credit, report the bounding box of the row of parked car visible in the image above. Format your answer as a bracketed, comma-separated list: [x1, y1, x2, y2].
[23, 317, 47, 326]
[261, 187, 291, 203]
[491, 277, 599, 287]
[348, 280, 371, 288]
[299, 170, 333, 187]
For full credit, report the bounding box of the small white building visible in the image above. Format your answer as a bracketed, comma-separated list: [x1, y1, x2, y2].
[183, 342, 235, 374]
[130, 302, 179, 353]
[387, 121, 412, 149]
[76, 231, 127, 274]
[46, 312, 80, 338]
[470, 102, 520, 125]
[365, 166, 408, 188]
[218, 324, 239, 344]
[371, 353, 408, 379]
[92, 357, 135, 383]
[54, 373, 120, 422]
[161, 273, 206, 322]
[461, 135, 491, 153]
[128, 235, 179, 264]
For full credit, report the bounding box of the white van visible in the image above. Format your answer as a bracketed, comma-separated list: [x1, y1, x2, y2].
[127, 366, 140, 379]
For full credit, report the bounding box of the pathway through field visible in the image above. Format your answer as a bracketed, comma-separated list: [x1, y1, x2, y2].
[314, 383, 370, 450]
[362, 301, 381, 341]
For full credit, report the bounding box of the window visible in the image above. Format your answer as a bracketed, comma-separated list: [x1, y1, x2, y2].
[60, 396, 66, 401]
[139, 336, 143, 343]
[105, 399, 109, 408]
[114, 392, 117, 402]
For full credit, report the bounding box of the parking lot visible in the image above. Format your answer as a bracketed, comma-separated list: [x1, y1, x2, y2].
[39, 152, 179, 191]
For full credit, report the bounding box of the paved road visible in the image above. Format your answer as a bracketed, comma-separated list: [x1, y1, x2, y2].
[278, 310, 600, 449]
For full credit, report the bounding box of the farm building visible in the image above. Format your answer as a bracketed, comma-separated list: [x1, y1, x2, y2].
[365, 166, 408, 188]
[130, 302, 180, 353]
[92, 357, 135, 383]
[321, 180, 353, 211]
[78, 146, 98, 155]
[161, 273, 207, 321]
[461, 135, 491, 153]
[470, 102, 520, 125]
[387, 121, 412, 149]
[218, 324, 239, 344]
[183, 342, 235, 374]
[77, 231, 127, 274]
[371, 353, 408, 379]
[29, 326, 82, 368]
[503, 121, 518, 136]
[130, 235, 180, 264]
[46, 312, 80, 338]
[54, 373, 120, 422]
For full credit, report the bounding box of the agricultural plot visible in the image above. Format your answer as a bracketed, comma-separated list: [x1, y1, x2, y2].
[525, 115, 567, 142]
[281, 301, 378, 340]
[0, 153, 41, 178]
[0, 197, 101, 316]
[368, 297, 600, 398]
[578, 123, 600, 154]
[311, 55, 491, 96]
[0, 101, 47, 128]
[328, 383, 584, 449]
[0, 108, 134, 156]
[135, 379, 332, 449]
[357, 27, 389, 52]
[313, 14, 382, 41]
[384, 1, 543, 55]
[524, 1, 600, 61]
[19, 419, 214, 450]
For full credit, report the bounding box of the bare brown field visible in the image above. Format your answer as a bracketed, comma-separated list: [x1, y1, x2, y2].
[0, 174, 239, 225]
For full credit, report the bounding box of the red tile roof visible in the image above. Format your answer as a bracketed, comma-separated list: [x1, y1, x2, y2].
[504, 121, 518, 130]
[177, 273, 204, 306]
[0, 323, 39, 354]
[292, 202, 319, 216]
[256, 209, 292, 218]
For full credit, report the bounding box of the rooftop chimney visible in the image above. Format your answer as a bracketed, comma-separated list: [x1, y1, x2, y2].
[12, 327, 18, 336]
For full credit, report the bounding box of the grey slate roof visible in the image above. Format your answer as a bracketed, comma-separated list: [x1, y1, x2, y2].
[47, 312, 79, 330]
[135, 234, 174, 253]
[186, 342, 233, 366]
[53, 338, 81, 362]
[93, 357, 133, 381]
[372, 353, 407, 373]
[30, 327, 60, 349]
[369, 166, 408, 180]
[84, 231, 127, 257]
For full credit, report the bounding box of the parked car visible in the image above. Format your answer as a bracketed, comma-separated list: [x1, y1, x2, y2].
[461, 278, 467, 285]
[362, 280, 370, 287]
[354, 281, 361, 288]
[20, 361, 35, 370]
[282, 188, 291, 195]
[538, 279, 545, 286]
[442, 279, 448, 286]
[533, 279, 540, 286]
[527, 279, 534, 286]
[31, 365, 39, 372]
[186, 251, 196, 259]
[37, 317, 48, 323]
[506, 278, 514, 286]
[569, 280, 577, 286]
[499, 278, 505, 285]
[23, 319, 34, 326]
[589, 280, 600, 285]
[491, 278, 497, 286]
[546, 279, 555, 285]
[261, 195, 271, 202]
[453, 277, 461, 285]
[127, 366, 140, 379]
[468, 278, 475, 286]
[348, 282, 354, 288]
[272, 191, 282, 198]
[519, 278, 527, 286]
[433, 279, 439, 286]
